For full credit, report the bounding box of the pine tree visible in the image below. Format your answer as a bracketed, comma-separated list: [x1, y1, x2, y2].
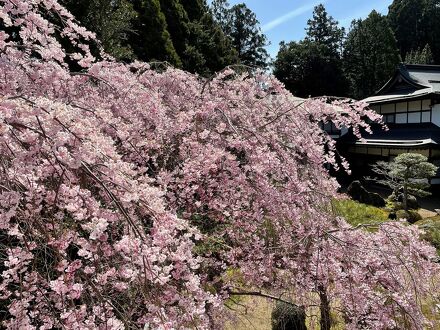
[419, 0, 440, 64]
[370, 153, 438, 211]
[343, 11, 401, 99]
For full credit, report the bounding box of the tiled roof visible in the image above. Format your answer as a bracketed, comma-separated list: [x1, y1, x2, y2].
[363, 64, 440, 104]
[338, 123, 440, 147]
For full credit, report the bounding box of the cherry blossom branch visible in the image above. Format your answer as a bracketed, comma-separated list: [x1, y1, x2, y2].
[227, 289, 298, 307]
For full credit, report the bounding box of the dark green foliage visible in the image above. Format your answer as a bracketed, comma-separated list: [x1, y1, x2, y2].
[343, 11, 401, 99]
[62, 0, 136, 60]
[405, 44, 434, 64]
[347, 181, 385, 207]
[274, 4, 347, 97]
[179, 0, 206, 21]
[154, 0, 238, 75]
[182, 9, 239, 75]
[159, 0, 190, 56]
[129, 0, 182, 66]
[388, 0, 440, 64]
[274, 41, 347, 97]
[212, 0, 269, 68]
[159, 0, 239, 74]
[305, 4, 344, 56]
[370, 153, 438, 211]
[388, 0, 426, 60]
[62, 0, 238, 74]
[271, 302, 307, 330]
[421, 0, 440, 64]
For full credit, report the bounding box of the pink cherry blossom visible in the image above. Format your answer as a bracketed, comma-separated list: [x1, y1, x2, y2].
[0, 1, 438, 329]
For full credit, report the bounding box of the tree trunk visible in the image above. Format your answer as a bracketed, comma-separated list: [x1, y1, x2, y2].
[403, 182, 408, 211]
[319, 285, 331, 330]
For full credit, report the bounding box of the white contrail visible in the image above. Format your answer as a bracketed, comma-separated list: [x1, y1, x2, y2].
[262, 0, 328, 32]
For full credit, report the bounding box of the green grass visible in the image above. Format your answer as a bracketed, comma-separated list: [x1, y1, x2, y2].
[332, 198, 440, 256]
[331, 199, 389, 228]
[416, 215, 440, 255]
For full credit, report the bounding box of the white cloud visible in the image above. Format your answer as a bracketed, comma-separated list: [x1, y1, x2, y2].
[262, 0, 328, 32]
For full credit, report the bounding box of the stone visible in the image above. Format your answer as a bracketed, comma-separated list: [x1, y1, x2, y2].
[397, 193, 419, 209]
[369, 192, 386, 207]
[347, 181, 385, 207]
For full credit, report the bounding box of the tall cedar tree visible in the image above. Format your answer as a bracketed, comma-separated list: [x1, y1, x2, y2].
[422, 0, 440, 63]
[388, 0, 440, 64]
[405, 44, 434, 64]
[61, 0, 136, 60]
[129, 0, 181, 67]
[343, 11, 401, 100]
[162, 0, 239, 75]
[211, 0, 269, 68]
[64, 0, 237, 74]
[158, 0, 189, 57]
[274, 4, 347, 97]
[305, 4, 344, 56]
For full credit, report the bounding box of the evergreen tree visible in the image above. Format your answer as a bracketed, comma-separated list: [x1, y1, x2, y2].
[274, 41, 347, 98]
[274, 4, 347, 97]
[129, 0, 181, 66]
[370, 153, 438, 211]
[419, 0, 440, 63]
[405, 44, 434, 64]
[158, 0, 190, 57]
[388, 0, 440, 63]
[177, 0, 238, 75]
[211, 0, 269, 68]
[388, 0, 427, 61]
[343, 11, 401, 100]
[305, 3, 345, 56]
[63, 0, 238, 74]
[179, 0, 206, 21]
[62, 0, 136, 60]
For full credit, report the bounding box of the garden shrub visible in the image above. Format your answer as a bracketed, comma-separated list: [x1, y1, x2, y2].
[396, 210, 423, 224]
[271, 302, 306, 330]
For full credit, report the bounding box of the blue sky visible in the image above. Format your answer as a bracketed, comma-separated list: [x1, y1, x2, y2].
[211, 0, 393, 58]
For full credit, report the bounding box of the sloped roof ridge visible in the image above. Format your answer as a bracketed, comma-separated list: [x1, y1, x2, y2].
[404, 63, 440, 71]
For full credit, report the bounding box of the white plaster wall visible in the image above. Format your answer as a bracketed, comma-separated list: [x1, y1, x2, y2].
[432, 104, 440, 127]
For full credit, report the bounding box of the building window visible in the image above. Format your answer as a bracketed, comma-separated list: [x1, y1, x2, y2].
[396, 113, 407, 123]
[408, 111, 421, 123]
[422, 99, 431, 110]
[408, 100, 421, 111]
[381, 103, 395, 114]
[384, 114, 395, 123]
[370, 105, 380, 113]
[422, 111, 431, 123]
[396, 102, 407, 112]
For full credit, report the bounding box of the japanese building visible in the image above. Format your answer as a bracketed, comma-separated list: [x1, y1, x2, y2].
[338, 63, 440, 184]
